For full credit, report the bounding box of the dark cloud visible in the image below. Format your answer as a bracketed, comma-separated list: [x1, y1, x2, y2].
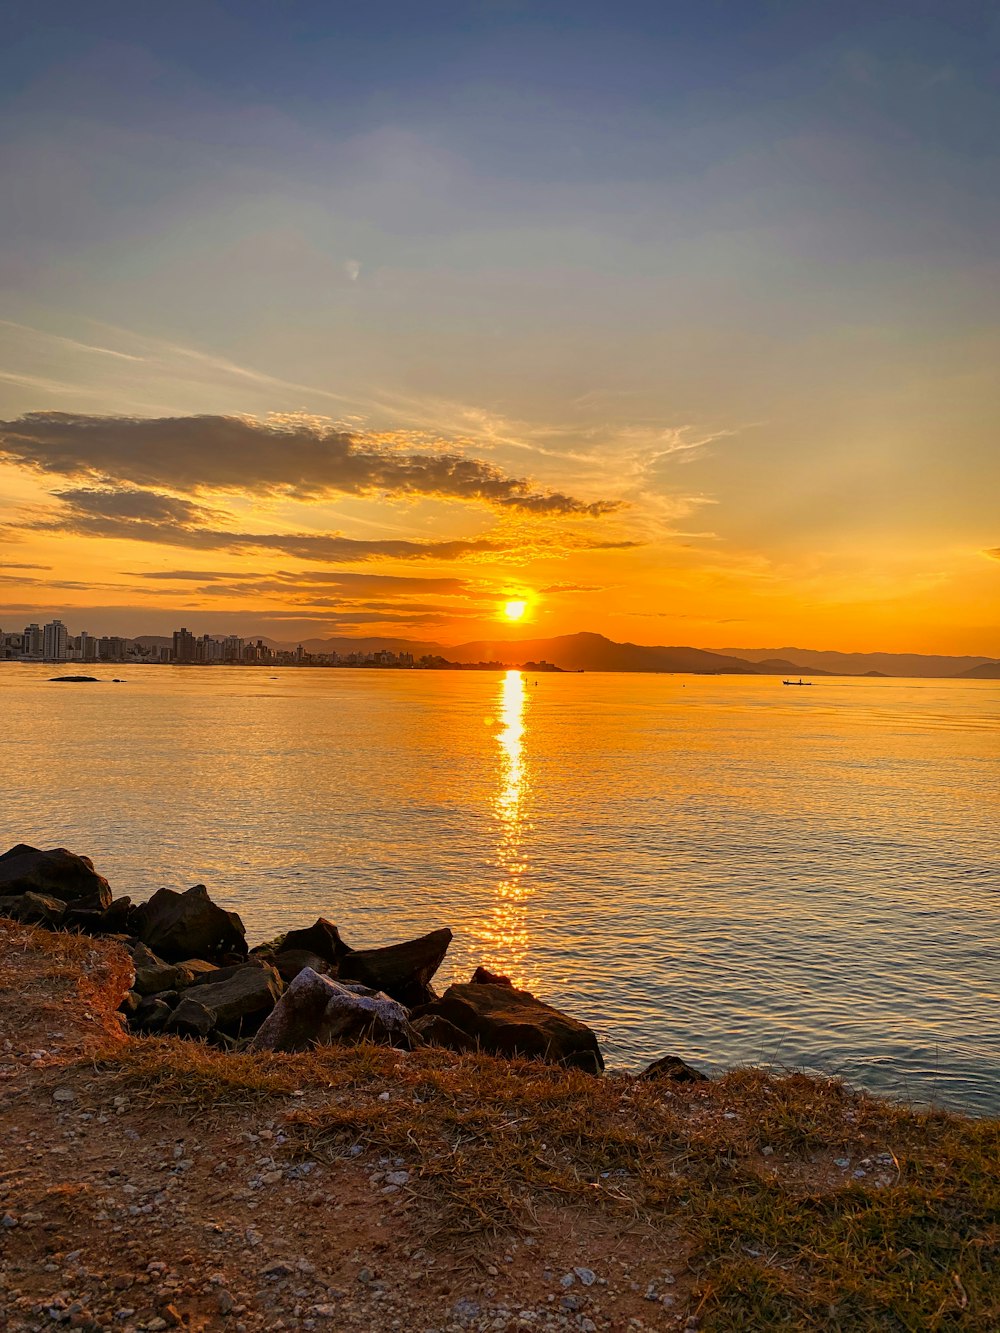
[0, 562, 51, 570]
[0, 411, 621, 516]
[132, 568, 473, 595]
[27, 487, 508, 563]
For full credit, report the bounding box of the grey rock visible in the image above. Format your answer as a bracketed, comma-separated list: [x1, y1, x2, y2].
[167, 959, 283, 1038]
[251, 968, 412, 1053]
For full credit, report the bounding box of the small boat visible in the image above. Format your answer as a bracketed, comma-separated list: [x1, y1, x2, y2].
[782, 678, 812, 686]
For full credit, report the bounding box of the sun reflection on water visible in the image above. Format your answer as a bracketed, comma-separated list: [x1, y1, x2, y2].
[486, 669, 533, 983]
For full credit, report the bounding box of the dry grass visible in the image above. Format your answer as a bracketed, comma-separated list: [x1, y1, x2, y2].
[96, 1034, 1000, 1328]
[6, 920, 998, 1329]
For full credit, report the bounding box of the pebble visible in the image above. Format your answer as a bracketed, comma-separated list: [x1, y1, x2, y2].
[53, 1088, 76, 1103]
[384, 1171, 409, 1187]
[574, 1268, 596, 1286]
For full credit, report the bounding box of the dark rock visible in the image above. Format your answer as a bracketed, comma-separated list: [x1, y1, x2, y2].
[101, 897, 134, 934]
[639, 1054, 709, 1083]
[130, 943, 182, 997]
[418, 982, 604, 1073]
[338, 927, 452, 1006]
[269, 949, 334, 985]
[251, 968, 412, 1052]
[470, 965, 513, 987]
[0, 845, 112, 911]
[411, 1012, 478, 1053]
[174, 959, 218, 988]
[119, 990, 141, 1020]
[167, 959, 283, 1038]
[277, 918, 350, 966]
[49, 675, 99, 682]
[134, 997, 173, 1033]
[61, 906, 106, 934]
[0, 891, 67, 927]
[133, 884, 247, 963]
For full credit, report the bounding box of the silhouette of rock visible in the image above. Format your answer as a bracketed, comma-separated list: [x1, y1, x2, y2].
[278, 918, 349, 966]
[133, 884, 247, 963]
[49, 675, 100, 682]
[639, 1054, 709, 1083]
[167, 959, 283, 1038]
[411, 1012, 478, 1053]
[417, 982, 603, 1073]
[0, 891, 67, 927]
[251, 968, 412, 1052]
[269, 948, 334, 984]
[134, 996, 174, 1033]
[470, 965, 513, 987]
[0, 845, 112, 911]
[339, 927, 452, 1006]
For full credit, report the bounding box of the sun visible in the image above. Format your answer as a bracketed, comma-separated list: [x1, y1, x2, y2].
[503, 599, 527, 622]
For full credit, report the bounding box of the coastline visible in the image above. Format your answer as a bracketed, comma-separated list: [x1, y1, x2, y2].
[1, 920, 997, 1331]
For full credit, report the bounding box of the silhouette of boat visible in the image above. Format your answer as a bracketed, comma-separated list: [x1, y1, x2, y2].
[782, 678, 812, 686]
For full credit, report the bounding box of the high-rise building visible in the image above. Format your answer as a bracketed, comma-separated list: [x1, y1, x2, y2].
[172, 627, 196, 663]
[77, 631, 99, 662]
[23, 623, 43, 657]
[42, 619, 69, 661]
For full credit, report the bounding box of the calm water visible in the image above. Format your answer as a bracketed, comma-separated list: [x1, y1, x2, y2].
[2, 664, 998, 1113]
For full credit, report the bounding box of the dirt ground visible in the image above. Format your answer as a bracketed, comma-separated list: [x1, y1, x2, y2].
[0, 923, 695, 1332]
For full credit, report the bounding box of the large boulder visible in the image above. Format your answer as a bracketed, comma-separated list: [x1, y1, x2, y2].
[0, 845, 112, 911]
[133, 884, 247, 963]
[411, 1012, 478, 1054]
[250, 968, 412, 1053]
[166, 958, 283, 1038]
[338, 927, 452, 1006]
[0, 891, 67, 927]
[417, 983, 604, 1073]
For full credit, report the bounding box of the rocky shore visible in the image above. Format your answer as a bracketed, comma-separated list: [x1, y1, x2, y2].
[1, 846, 997, 1331]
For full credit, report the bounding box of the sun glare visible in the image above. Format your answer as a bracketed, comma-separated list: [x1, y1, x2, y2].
[503, 599, 527, 621]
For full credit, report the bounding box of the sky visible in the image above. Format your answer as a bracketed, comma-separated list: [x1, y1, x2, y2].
[0, 1, 997, 653]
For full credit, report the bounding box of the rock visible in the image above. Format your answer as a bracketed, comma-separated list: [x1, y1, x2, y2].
[250, 967, 412, 1052]
[167, 959, 283, 1038]
[60, 906, 106, 934]
[470, 965, 513, 987]
[410, 1013, 478, 1053]
[338, 927, 453, 1006]
[52, 1087, 75, 1102]
[133, 884, 247, 963]
[101, 896, 135, 934]
[639, 1054, 709, 1083]
[49, 675, 99, 682]
[277, 918, 350, 966]
[119, 990, 141, 1020]
[134, 997, 174, 1033]
[417, 982, 604, 1073]
[131, 943, 182, 997]
[174, 959, 219, 988]
[269, 949, 334, 985]
[0, 844, 112, 910]
[0, 891, 67, 927]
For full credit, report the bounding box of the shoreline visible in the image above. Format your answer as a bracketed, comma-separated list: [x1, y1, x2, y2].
[1, 919, 997, 1331]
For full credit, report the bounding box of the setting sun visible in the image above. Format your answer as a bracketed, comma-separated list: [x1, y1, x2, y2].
[503, 599, 527, 621]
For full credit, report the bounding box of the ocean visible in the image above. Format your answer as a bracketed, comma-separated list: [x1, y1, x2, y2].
[2, 663, 997, 1112]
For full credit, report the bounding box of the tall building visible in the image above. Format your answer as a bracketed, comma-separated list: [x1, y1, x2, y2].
[22, 623, 42, 657]
[77, 631, 99, 662]
[42, 619, 69, 661]
[172, 627, 196, 663]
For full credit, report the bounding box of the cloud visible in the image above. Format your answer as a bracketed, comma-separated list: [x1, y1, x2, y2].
[131, 568, 473, 595]
[24, 486, 509, 563]
[986, 548, 1000, 561]
[0, 411, 620, 516]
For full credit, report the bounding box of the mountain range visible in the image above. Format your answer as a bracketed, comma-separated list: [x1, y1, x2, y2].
[136, 631, 999, 678]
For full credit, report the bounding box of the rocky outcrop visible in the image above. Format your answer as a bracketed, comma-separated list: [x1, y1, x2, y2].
[251, 968, 412, 1053]
[167, 959, 283, 1039]
[415, 982, 604, 1073]
[639, 1054, 709, 1083]
[338, 928, 452, 1006]
[0, 845, 112, 911]
[133, 884, 247, 963]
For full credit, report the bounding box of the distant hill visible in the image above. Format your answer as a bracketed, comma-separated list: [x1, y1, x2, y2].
[957, 661, 1000, 679]
[723, 646, 996, 679]
[747, 658, 835, 676]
